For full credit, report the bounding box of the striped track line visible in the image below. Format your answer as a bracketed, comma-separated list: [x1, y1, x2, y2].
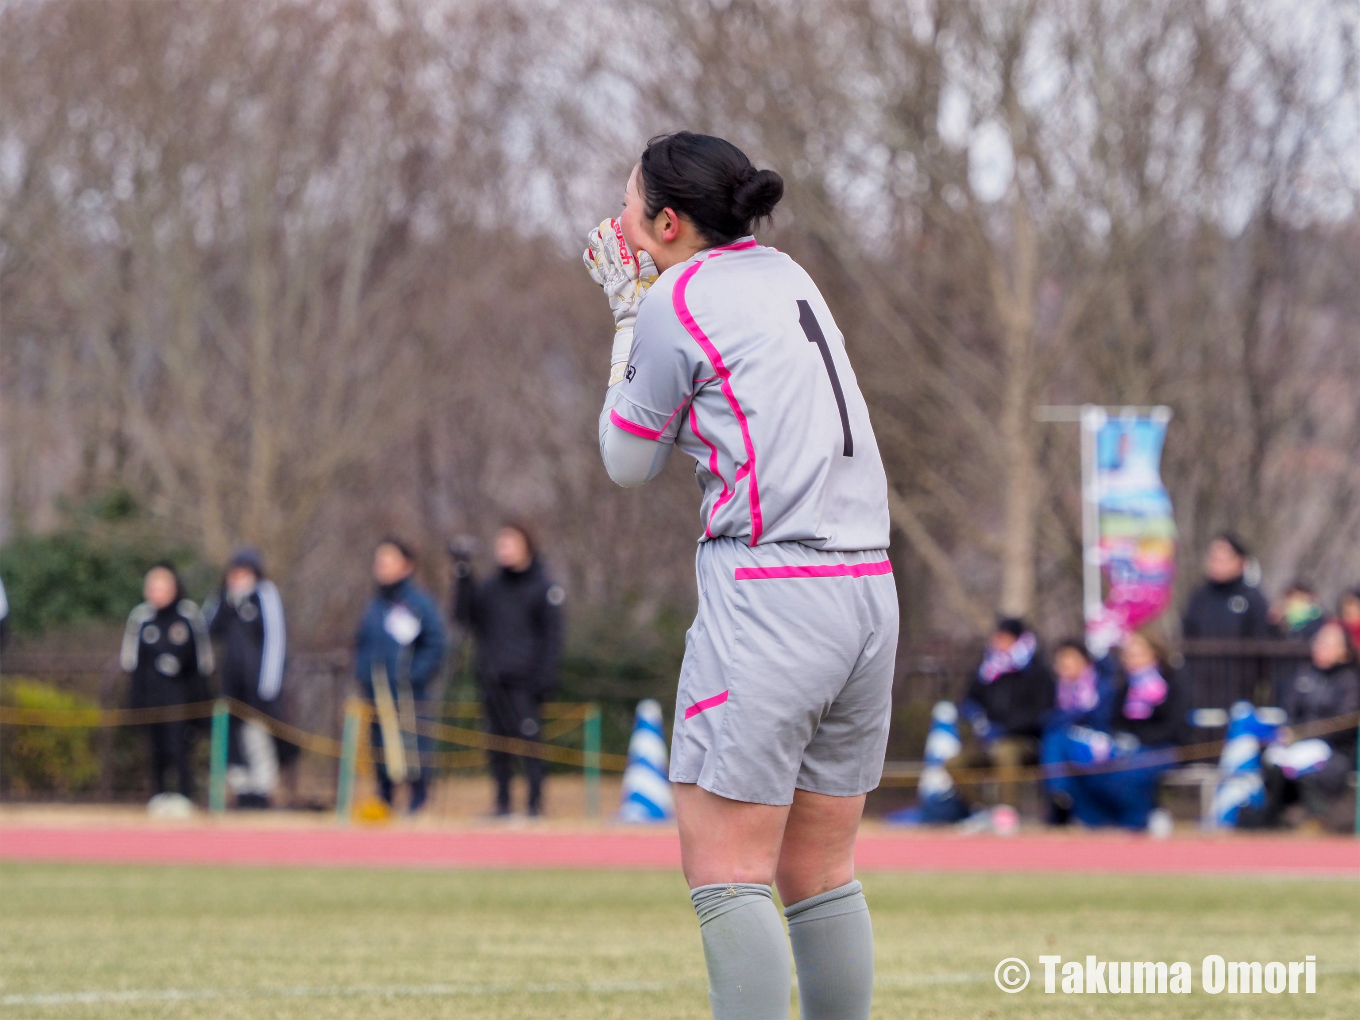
[1, 827, 1357, 874]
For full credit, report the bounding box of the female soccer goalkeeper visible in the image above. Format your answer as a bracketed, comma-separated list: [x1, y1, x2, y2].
[585, 132, 896, 1020]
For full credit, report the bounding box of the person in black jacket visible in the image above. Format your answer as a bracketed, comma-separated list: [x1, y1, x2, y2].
[955, 617, 1055, 810]
[1253, 620, 1359, 830]
[1181, 533, 1270, 639]
[121, 563, 213, 802]
[452, 524, 564, 817]
[205, 547, 288, 809]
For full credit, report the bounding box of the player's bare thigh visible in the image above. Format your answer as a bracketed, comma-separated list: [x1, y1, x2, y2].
[674, 783, 863, 903]
[776, 788, 864, 903]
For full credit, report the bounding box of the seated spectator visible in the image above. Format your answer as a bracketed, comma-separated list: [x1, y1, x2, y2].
[1338, 588, 1360, 652]
[1041, 627, 1187, 831]
[1182, 533, 1269, 639]
[954, 617, 1055, 810]
[1249, 620, 1359, 831]
[1269, 579, 1326, 641]
[1040, 639, 1115, 824]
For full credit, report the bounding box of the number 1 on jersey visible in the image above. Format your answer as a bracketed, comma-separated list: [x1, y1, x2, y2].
[797, 300, 853, 457]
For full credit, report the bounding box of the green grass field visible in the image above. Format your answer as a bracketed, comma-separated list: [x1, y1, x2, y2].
[0, 863, 1356, 1019]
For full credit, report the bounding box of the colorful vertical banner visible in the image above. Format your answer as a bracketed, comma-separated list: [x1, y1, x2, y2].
[1083, 410, 1177, 651]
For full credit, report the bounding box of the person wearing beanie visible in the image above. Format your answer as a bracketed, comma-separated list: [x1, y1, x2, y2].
[205, 546, 288, 808]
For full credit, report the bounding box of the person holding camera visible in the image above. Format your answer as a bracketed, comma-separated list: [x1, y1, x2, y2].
[451, 523, 565, 818]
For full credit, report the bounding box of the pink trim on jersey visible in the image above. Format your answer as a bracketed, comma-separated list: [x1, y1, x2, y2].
[609, 409, 664, 441]
[733, 560, 893, 581]
[673, 251, 764, 545]
[689, 405, 730, 538]
[609, 392, 692, 443]
[684, 689, 730, 720]
[709, 238, 759, 253]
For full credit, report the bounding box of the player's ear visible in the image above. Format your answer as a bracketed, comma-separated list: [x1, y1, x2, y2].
[658, 207, 682, 243]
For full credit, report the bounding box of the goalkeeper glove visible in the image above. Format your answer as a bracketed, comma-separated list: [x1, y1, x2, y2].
[583, 217, 658, 384]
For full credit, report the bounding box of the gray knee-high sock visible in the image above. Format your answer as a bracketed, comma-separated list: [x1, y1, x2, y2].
[690, 883, 792, 1020]
[783, 880, 873, 1020]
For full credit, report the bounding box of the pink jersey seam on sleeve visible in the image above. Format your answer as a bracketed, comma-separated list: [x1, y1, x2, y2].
[608, 408, 664, 441]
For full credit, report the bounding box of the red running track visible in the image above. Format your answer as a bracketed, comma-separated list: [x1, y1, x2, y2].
[1, 827, 1357, 875]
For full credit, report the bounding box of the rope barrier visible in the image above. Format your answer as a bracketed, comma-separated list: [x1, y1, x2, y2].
[0, 697, 625, 770]
[412, 717, 629, 771]
[4, 698, 1352, 786]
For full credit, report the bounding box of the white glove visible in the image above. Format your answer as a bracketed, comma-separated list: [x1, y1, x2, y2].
[583, 217, 658, 383]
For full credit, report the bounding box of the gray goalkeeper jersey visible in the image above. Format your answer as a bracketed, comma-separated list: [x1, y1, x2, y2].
[603, 237, 889, 551]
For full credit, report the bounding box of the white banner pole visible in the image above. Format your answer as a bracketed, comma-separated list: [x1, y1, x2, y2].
[1079, 405, 1106, 625]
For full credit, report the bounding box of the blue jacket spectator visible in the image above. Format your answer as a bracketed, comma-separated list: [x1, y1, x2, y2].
[1043, 628, 1186, 830]
[1042, 639, 1115, 736]
[355, 578, 446, 700]
[354, 538, 446, 812]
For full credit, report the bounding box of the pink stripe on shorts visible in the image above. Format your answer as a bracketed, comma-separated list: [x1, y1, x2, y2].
[733, 559, 893, 581]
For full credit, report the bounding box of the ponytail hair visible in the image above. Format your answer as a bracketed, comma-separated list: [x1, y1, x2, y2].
[638, 132, 784, 245]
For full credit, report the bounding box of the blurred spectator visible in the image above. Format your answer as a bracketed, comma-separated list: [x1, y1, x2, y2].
[1249, 620, 1359, 831]
[452, 523, 564, 818]
[121, 563, 213, 802]
[355, 538, 446, 813]
[954, 617, 1054, 811]
[0, 575, 8, 651]
[1338, 588, 1360, 651]
[1181, 533, 1269, 639]
[1040, 639, 1114, 825]
[1041, 628, 1188, 830]
[1268, 579, 1326, 641]
[205, 547, 288, 809]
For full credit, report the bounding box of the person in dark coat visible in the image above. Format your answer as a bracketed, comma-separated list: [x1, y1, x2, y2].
[1252, 620, 1359, 831]
[1181, 533, 1270, 639]
[452, 523, 565, 817]
[1042, 627, 1188, 830]
[355, 538, 447, 813]
[205, 547, 288, 809]
[954, 617, 1055, 810]
[121, 563, 213, 801]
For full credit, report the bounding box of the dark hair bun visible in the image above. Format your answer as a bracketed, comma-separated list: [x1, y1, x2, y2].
[639, 133, 783, 244]
[732, 168, 784, 222]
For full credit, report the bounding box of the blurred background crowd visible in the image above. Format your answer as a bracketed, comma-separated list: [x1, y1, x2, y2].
[1, 1, 1357, 829]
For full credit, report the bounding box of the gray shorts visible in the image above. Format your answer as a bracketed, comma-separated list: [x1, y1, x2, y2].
[669, 538, 899, 805]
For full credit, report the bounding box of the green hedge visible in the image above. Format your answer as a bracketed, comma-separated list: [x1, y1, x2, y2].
[0, 490, 209, 635]
[0, 679, 100, 795]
